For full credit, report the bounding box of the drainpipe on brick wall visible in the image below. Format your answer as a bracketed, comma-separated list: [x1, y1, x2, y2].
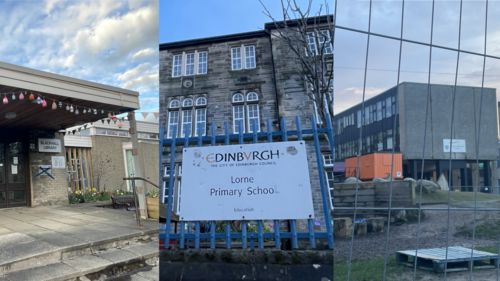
[268, 32, 282, 132]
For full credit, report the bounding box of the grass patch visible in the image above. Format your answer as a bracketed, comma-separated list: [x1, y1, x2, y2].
[417, 190, 500, 204]
[476, 245, 499, 254]
[456, 220, 500, 238]
[334, 256, 408, 281]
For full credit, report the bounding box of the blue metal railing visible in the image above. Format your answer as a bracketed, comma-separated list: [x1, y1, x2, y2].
[159, 114, 334, 250]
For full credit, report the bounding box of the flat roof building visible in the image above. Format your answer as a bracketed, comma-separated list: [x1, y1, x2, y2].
[334, 82, 498, 193]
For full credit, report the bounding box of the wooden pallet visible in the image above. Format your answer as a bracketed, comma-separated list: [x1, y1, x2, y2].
[396, 246, 499, 273]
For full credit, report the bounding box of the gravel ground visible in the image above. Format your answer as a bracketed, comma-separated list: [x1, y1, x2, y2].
[334, 203, 500, 260]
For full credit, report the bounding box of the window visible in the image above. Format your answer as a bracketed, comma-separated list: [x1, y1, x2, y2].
[170, 99, 180, 108]
[307, 32, 317, 55]
[198, 52, 207, 74]
[183, 98, 193, 107]
[377, 101, 382, 121]
[79, 130, 90, 135]
[118, 131, 129, 137]
[196, 97, 207, 106]
[233, 105, 245, 133]
[181, 110, 193, 137]
[149, 134, 158, 139]
[357, 110, 361, 128]
[167, 111, 179, 138]
[172, 55, 182, 77]
[497, 149, 500, 167]
[312, 94, 321, 124]
[247, 92, 258, 101]
[233, 93, 244, 102]
[323, 154, 333, 166]
[107, 130, 117, 135]
[184, 53, 195, 76]
[164, 166, 172, 177]
[97, 129, 107, 135]
[245, 46, 256, 69]
[139, 133, 149, 138]
[247, 104, 260, 132]
[195, 108, 206, 136]
[231, 47, 242, 70]
[386, 97, 392, 117]
[365, 106, 370, 125]
[319, 30, 333, 54]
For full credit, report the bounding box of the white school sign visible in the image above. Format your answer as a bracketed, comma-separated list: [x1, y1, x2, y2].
[180, 141, 314, 221]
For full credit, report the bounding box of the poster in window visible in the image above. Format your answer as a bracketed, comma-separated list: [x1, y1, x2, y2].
[387, 138, 393, 150]
[12, 165, 17, 175]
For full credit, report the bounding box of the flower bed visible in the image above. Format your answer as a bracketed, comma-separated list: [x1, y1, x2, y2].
[68, 188, 133, 204]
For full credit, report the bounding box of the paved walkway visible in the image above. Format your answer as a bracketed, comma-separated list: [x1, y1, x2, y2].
[0, 204, 159, 279]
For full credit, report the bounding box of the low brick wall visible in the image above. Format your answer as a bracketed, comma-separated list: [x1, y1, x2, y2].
[333, 181, 415, 219]
[160, 249, 332, 281]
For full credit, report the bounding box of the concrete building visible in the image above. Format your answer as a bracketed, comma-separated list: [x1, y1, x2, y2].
[334, 82, 499, 193]
[159, 17, 333, 231]
[0, 61, 140, 209]
[64, 116, 159, 194]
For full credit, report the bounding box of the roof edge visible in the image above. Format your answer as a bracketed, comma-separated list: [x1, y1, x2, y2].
[160, 30, 269, 50]
[0, 61, 139, 96]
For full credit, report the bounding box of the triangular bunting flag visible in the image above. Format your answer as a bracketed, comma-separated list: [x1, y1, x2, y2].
[62, 132, 66, 136]
[78, 128, 81, 132]
[90, 122, 93, 125]
[84, 124, 88, 129]
[141, 112, 149, 119]
[101, 120, 105, 124]
[113, 120, 117, 124]
[107, 119, 110, 124]
[154, 113, 159, 119]
[72, 130, 76, 135]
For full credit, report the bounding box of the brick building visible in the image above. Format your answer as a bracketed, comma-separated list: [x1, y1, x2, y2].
[159, 17, 333, 232]
[0, 61, 140, 209]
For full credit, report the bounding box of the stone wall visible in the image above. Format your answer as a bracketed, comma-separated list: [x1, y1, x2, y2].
[31, 133, 68, 207]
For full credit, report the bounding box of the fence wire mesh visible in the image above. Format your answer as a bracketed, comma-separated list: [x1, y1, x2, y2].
[333, 0, 500, 280]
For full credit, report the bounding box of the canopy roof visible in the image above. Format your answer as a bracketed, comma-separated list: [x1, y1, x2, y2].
[0, 61, 140, 131]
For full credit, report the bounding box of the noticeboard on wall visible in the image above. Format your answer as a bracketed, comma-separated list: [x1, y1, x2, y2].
[443, 139, 466, 153]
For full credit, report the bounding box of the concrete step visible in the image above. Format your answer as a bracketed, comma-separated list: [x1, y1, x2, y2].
[0, 219, 159, 276]
[1, 240, 159, 281]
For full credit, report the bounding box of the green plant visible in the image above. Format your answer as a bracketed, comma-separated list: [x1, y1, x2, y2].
[67, 189, 133, 204]
[148, 188, 159, 199]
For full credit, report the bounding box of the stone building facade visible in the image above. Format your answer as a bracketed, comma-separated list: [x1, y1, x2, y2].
[159, 18, 333, 234]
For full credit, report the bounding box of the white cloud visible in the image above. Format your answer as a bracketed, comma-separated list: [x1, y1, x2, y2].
[132, 48, 156, 62]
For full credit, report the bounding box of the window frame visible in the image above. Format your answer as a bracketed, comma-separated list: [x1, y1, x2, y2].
[181, 110, 193, 138]
[197, 51, 207, 74]
[182, 98, 193, 107]
[231, 47, 242, 70]
[184, 53, 195, 76]
[195, 108, 206, 137]
[172, 54, 182, 77]
[247, 103, 260, 133]
[167, 111, 179, 139]
[170, 99, 180, 109]
[232, 93, 244, 103]
[196, 97, 207, 106]
[244, 46, 256, 69]
[232, 105, 245, 134]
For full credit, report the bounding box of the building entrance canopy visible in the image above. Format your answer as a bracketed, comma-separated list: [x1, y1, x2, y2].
[0, 61, 140, 131]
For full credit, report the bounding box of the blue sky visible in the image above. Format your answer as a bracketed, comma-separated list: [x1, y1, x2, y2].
[160, 0, 330, 43]
[0, 0, 159, 116]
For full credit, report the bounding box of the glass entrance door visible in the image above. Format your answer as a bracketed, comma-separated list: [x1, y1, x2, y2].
[0, 133, 28, 208]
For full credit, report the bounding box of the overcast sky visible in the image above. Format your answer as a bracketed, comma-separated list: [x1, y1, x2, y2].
[0, 0, 159, 116]
[335, 0, 500, 114]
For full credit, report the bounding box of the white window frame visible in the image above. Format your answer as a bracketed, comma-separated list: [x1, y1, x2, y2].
[307, 32, 317, 55]
[170, 99, 180, 108]
[195, 108, 206, 136]
[323, 154, 334, 166]
[167, 111, 179, 139]
[184, 53, 195, 76]
[172, 55, 182, 77]
[196, 97, 207, 106]
[312, 94, 322, 124]
[197, 51, 207, 74]
[183, 98, 193, 107]
[244, 46, 256, 69]
[231, 47, 242, 70]
[232, 93, 244, 102]
[247, 92, 258, 101]
[176, 180, 182, 215]
[247, 104, 260, 133]
[319, 30, 333, 55]
[181, 110, 193, 137]
[233, 105, 245, 134]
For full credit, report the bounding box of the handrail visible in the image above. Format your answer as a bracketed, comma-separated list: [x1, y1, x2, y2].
[123, 177, 159, 188]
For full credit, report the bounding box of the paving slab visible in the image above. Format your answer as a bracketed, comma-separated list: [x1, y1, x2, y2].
[45, 216, 97, 226]
[97, 248, 142, 266]
[122, 241, 159, 260]
[0, 217, 20, 226]
[45, 209, 82, 216]
[0, 228, 13, 236]
[29, 219, 71, 230]
[80, 223, 144, 236]
[5, 262, 79, 281]
[6, 214, 41, 222]
[63, 255, 114, 275]
[3, 222, 47, 233]
[71, 214, 110, 222]
[54, 227, 121, 244]
[0, 233, 59, 266]
[25, 230, 87, 249]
